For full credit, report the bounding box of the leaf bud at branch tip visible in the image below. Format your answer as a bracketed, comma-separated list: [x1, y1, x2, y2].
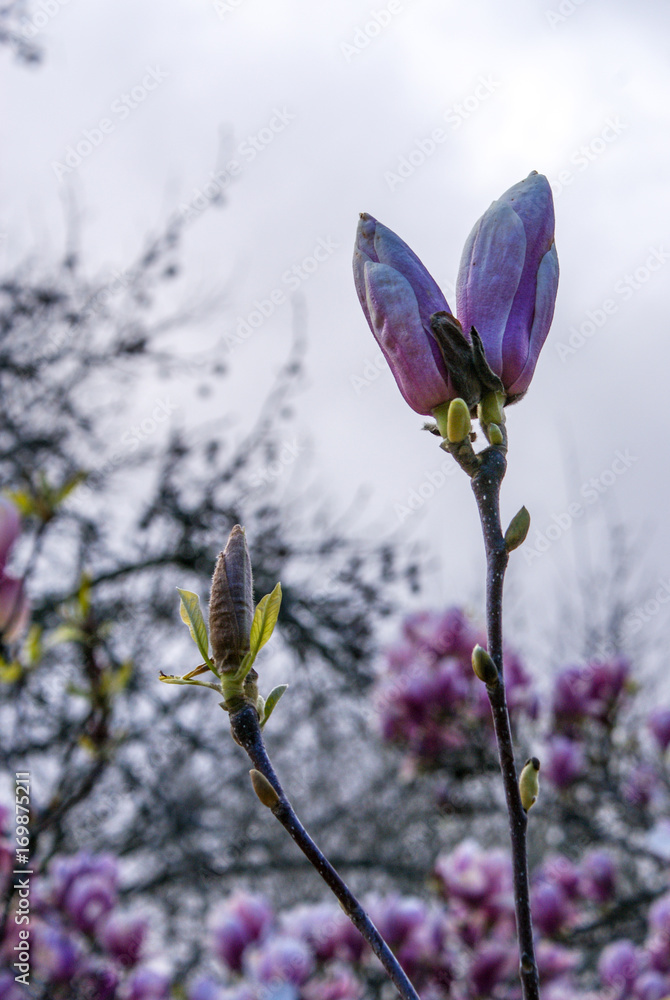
[432, 402, 451, 439]
[519, 756, 540, 812]
[471, 644, 499, 686]
[504, 506, 531, 552]
[487, 423, 504, 446]
[249, 769, 280, 809]
[209, 525, 254, 674]
[478, 390, 505, 428]
[445, 398, 471, 443]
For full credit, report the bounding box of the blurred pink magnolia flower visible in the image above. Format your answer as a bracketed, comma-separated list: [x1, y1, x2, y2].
[0, 498, 29, 642]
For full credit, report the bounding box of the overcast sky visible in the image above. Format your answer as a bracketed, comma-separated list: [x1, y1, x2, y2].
[3, 0, 669, 663]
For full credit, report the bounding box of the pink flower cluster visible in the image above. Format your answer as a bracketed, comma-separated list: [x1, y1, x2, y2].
[0, 811, 165, 1000]
[193, 844, 670, 1000]
[373, 608, 538, 771]
[5, 832, 670, 998]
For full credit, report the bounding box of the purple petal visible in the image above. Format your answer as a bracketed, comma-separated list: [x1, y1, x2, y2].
[505, 242, 559, 394]
[0, 499, 20, 570]
[364, 262, 451, 414]
[456, 202, 526, 375]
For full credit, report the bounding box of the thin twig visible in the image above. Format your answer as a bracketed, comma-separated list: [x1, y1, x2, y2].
[227, 702, 421, 1000]
[470, 445, 541, 1000]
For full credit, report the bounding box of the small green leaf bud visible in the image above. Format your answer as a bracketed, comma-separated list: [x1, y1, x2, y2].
[478, 390, 505, 427]
[249, 769, 280, 808]
[432, 402, 451, 439]
[471, 644, 499, 685]
[519, 756, 540, 812]
[487, 423, 504, 445]
[504, 506, 531, 552]
[446, 398, 471, 443]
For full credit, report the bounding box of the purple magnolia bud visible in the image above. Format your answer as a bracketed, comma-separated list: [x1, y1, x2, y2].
[64, 873, 116, 933]
[539, 856, 581, 900]
[0, 574, 29, 643]
[469, 941, 511, 995]
[281, 902, 363, 963]
[369, 896, 427, 949]
[649, 708, 670, 751]
[456, 171, 559, 398]
[0, 972, 25, 1000]
[209, 525, 254, 673]
[75, 961, 120, 1000]
[353, 213, 456, 415]
[99, 911, 148, 967]
[125, 968, 171, 1000]
[598, 939, 640, 991]
[649, 893, 670, 936]
[535, 941, 580, 982]
[188, 977, 228, 1000]
[435, 840, 512, 911]
[623, 762, 658, 808]
[210, 892, 273, 972]
[301, 967, 363, 1000]
[531, 882, 571, 937]
[0, 500, 29, 643]
[544, 736, 585, 789]
[50, 852, 119, 908]
[33, 924, 80, 981]
[634, 971, 670, 1000]
[0, 500, 20, 570]
[247, 935, 315, 987]
[580, 850, 617, 904]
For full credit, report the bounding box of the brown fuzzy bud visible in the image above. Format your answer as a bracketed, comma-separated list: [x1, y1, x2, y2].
[249, 769, 279, 808]
[209, 525, 254, 673]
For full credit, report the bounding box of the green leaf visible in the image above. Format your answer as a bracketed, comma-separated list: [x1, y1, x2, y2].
[231, 583, 283, 684]
[249, 583, 282, 658]
[4, 489, 35, 516]
[23, 625, 43, 666]
[261, 684, 288, 728]
[45, 624, 87, 647]
[177, 589, 213, 669]
[158, 671, 222, 693]
[78, 574, 92, 616]
[234, 651, 254, 684]
[55, 471, 87, 505]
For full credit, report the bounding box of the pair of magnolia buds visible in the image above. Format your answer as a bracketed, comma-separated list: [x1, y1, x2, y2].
[353, 172, 559, 419]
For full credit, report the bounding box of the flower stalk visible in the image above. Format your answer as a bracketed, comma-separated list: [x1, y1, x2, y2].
[470, 445, 540, 1000]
